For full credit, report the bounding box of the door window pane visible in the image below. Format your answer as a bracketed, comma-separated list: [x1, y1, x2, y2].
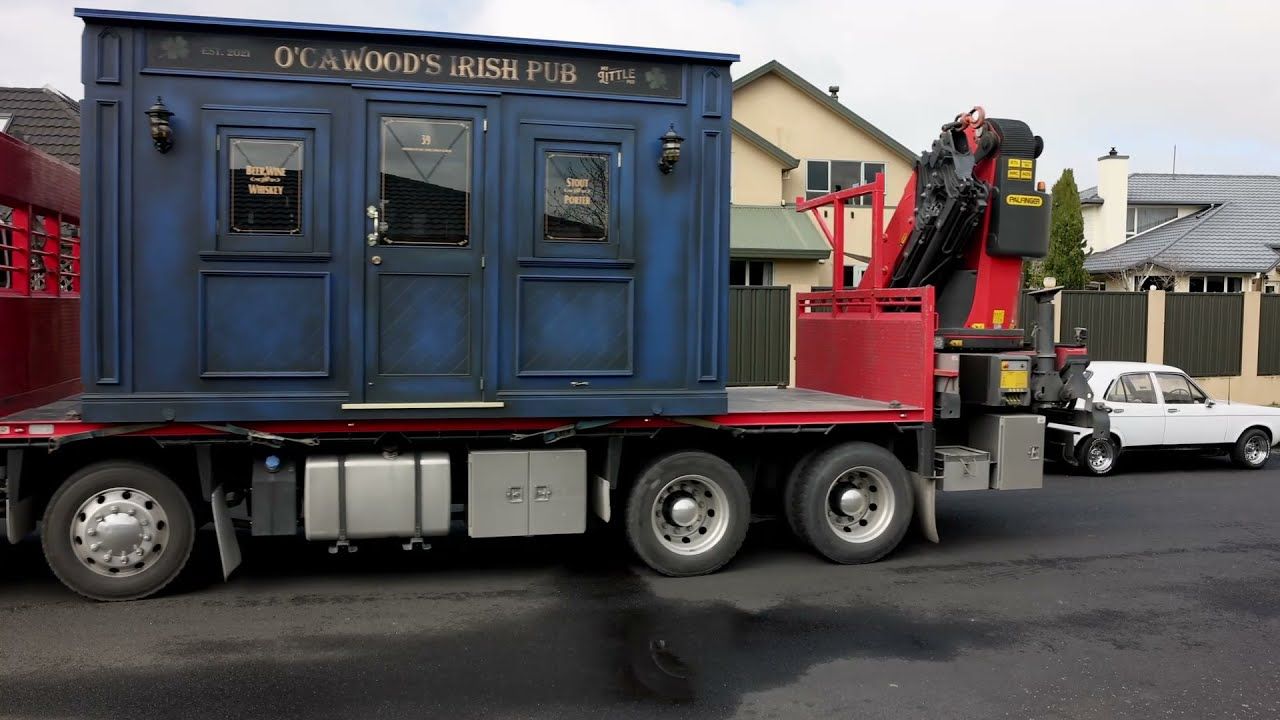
[1120, 373, 1157, 403]
[380, 118, 471, 245]
[544, 152, 609, 241]
[1156, 372, 1195, 404]
[229, 138, 304, 234]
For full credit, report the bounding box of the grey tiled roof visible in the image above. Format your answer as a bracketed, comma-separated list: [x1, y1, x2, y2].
[0, 86, 81, 167]
[1084, 174, 1280, 274]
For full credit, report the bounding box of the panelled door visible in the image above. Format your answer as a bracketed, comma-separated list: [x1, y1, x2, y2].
[362, 102, 488, 405]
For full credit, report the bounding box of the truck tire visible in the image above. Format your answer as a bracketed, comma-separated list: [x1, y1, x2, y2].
[625, 451, 750, 577]
[1230, 428, 1272, 470]
[782, 448, 820, 543]
[1076, 435, 1119, 476]
[789, 442, 913, 565]
[42, 461, 196, 601]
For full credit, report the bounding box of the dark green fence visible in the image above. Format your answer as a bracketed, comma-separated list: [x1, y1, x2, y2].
[1164, 293, 1243, 376]
[728, 286, 791, 387]
[1061, 291, 1148, 361]
[1260, 295, 1280, 376]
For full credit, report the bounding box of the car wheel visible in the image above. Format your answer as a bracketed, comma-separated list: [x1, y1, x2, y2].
[1076, 435, 1119, 476]
[1230, 428, 1272, 470]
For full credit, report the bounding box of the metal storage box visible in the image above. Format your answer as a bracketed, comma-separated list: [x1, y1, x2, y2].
[969, 414, 1045, 490]
[304, 453, 451, 540]
[934, 446, 991, 491]
[468, 449, 587, 538]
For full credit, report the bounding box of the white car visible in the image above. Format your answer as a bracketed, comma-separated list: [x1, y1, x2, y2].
[1053, 361, 1280, 476]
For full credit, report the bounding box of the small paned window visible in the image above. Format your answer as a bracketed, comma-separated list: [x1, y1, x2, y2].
[59, 221, 80, 295]
[0, 205, 13, 290]
[544, 152, 609, 242]
[28, 213, 49, 294]
[379, 117, 471, 246]
[229, 138, 304, 235]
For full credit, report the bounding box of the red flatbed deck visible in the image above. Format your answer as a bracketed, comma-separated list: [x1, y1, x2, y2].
[0, 387, 925, 445]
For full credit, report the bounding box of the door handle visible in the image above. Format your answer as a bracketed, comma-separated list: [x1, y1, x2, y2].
[1167, 408, 1179, 413]
[370, 255, 382, 266]
[1111, 408, 1125, 414]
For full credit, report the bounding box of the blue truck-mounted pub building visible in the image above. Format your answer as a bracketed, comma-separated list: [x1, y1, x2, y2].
[77, 10, 736, 422]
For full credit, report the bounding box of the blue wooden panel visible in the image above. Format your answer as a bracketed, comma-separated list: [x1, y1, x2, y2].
[378, 274, 472, 376]
[95, 29, 121, 84]
[200, 271, 329, 376]
[518, 277, 632, 375]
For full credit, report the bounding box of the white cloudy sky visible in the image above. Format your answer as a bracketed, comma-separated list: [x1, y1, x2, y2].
[2, 0, 1274, 188]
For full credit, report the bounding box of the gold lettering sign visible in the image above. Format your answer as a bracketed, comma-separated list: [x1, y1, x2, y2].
[229, 138, 304, 234]
[148, 31, 684, 99]
[545, 152, 609, 242]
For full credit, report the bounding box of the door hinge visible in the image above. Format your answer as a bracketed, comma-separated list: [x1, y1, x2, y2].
[215, 135, 220, 151]
[480, 255, 486, 268]
[479, 376, 485, 391]
[483, 119, 488, 132]
[618, 152, 622, 168]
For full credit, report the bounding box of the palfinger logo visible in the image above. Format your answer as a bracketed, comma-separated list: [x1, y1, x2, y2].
[1006, 194, 1043, 207]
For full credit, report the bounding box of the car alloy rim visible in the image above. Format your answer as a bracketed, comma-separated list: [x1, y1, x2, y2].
[824, 466, 894, 543]
[650, 474, 730, 555]
[70, 487, 170, 578]
[1088, 439, 1113, 472]
[1244, 436, 1268, 466]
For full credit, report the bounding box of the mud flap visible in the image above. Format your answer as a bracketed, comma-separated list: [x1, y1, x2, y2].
[910, 472, 939, 543]
[210, 485, 242, 580]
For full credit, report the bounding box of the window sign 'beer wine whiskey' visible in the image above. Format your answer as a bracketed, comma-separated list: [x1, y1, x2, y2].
[147, 31, 684, 99]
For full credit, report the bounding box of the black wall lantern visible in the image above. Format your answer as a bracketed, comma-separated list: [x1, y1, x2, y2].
[659, 124, 684, 174]
[145, 96, 174, 154]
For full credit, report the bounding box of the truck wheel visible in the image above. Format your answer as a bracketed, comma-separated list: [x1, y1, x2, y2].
[42, 461, 195, 601]
[782, 449, 819, 543]
[625, 451, 750, 577]
[1230, 428, 1272, 470]
[789, 442, 913, 565]
[1076, 435, 1119, 476]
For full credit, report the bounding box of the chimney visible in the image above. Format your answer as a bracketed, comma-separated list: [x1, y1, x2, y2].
[828, 85, 839, 100]
[1094, 147, 1130, 252]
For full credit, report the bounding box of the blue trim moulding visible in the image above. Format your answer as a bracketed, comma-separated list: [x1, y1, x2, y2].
[77, 11, 734, 422]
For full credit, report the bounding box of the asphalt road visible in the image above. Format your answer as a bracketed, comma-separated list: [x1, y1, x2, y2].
[2, 454, 1278, 720]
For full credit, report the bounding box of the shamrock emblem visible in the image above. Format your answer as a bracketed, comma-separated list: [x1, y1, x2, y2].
[645, 67, 667, 90]
[160, 36, 189, 61]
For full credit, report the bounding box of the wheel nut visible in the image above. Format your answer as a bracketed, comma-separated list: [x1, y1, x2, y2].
[128, 508, 136, 516]
[142, 534, 152, 542]
[86, 529, 97, 536]
[102, 554, 111, 561]
[140, 519, 149, 527]
[111, 505, 119, 513]
[90, 542, 101, 551]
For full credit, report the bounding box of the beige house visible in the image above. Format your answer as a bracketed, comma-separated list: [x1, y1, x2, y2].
[729, 61, 916, 381]
[1081, 149, 1280, 293]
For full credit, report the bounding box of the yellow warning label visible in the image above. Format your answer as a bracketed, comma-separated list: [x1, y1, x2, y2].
[970, 323, 986, 329]
[993, 309, 1006, 325]
[1019, 169, 1034, 180]
[1006, 194, 1044, 207]
[1000, 369, 1029, 391]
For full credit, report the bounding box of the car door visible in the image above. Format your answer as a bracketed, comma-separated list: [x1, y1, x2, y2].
[1155, 372, 1227, 446]
[1102, 372, 1166, 447]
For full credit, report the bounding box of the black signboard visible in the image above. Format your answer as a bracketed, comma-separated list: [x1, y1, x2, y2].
[146, 31, 684, 99]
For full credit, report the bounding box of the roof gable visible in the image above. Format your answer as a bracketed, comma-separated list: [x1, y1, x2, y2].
[0, 86, 81, 167]
[731, 120, 798, 170]
[733, 60, 915, 163]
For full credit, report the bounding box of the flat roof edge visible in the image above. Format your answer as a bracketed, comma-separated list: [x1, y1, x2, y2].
[74, 8, 740, 63]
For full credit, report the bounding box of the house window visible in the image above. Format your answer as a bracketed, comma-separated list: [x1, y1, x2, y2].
[1126, 206, 1178, 237]
[806, 160, 887, 206]
[0, 113, 11, 133]
[1133, 276, 1173, 291]
[730, 260, 773, 286]
[1265, 283, 1278, 294]
[1188, 275, 1242, 293]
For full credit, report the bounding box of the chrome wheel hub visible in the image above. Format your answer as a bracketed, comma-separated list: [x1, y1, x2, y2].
[651, 474, 730, 555]
[825, 467, 894, 543]
[70, 487, 169, 578]
[1088, 440, 1113, 471]
[1245, 436, 1267, 465]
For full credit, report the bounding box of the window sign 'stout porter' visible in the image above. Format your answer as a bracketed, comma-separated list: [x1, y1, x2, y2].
[77, 10, 735, 422]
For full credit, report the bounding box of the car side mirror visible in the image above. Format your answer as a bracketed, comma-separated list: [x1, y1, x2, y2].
[1206, 399, 1216, 408]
